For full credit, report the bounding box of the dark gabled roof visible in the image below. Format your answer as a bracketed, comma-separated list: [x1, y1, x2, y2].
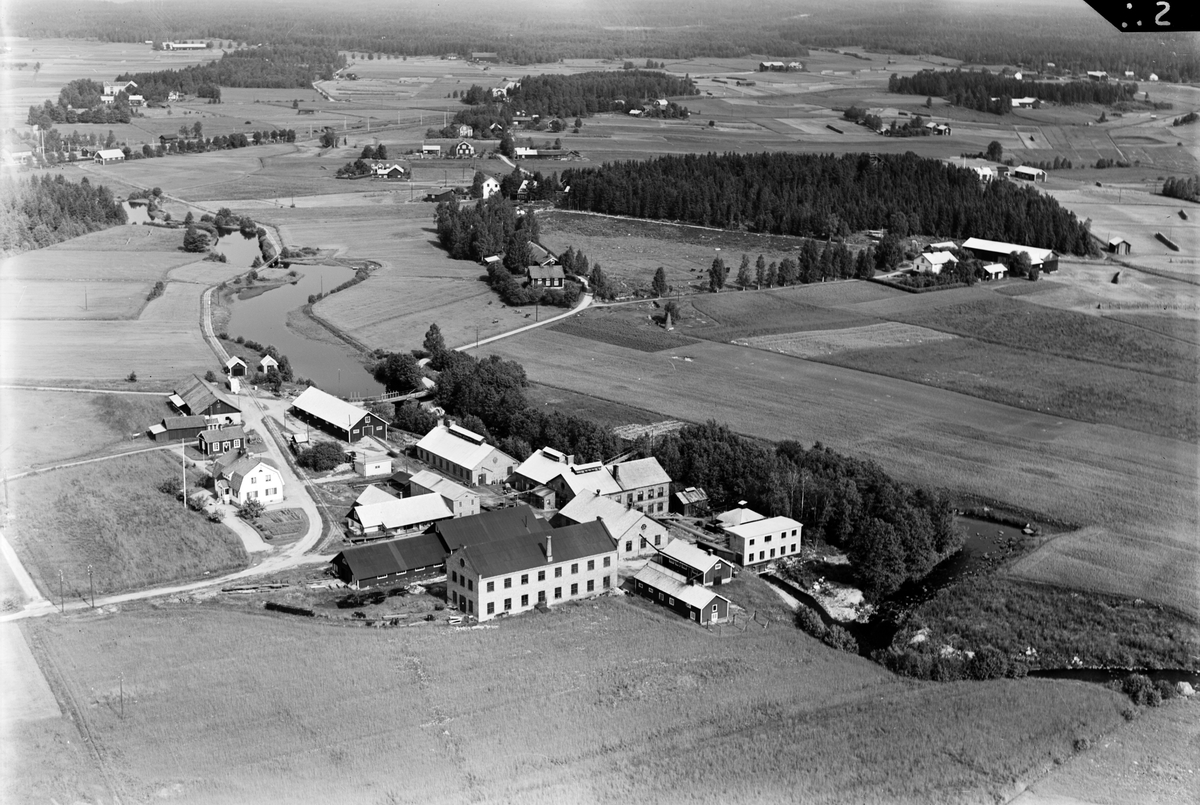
[435, 504, 550, 551]
[198, 425, 245, 445]
[335, 532, 448, 580]
[177, 374, 239, 416]
[162, 415, 208, 430]
[456, 519, 615, 579]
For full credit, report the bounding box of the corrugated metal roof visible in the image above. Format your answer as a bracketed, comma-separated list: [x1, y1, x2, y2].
[292, 386, 373, 431]
[177, 374, 238, 416]
[353, 493, 452, 531]
[674, 487, 708, 505]
[336, 532, 448, 580]
[632, 564, 728, 611]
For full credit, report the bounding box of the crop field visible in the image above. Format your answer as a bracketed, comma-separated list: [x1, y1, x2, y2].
[315, 274, 520, 352]
[0, 38, 212, 121]
[0, 279, 150, 320]
[8, 591, 1131, 805]
[1, 243, 193, 283]
[4, 450, 248, 600]
[1105, 312, 1200, 343]
[683, 283, 896, 340]
[481, 329, 1199, 616]
[888, 293, 1198, 384]
[0, 389, 170, 475]
[737, 322, 958, 358]
[551, 308, 700, 352]
[0, 315, 214, 385]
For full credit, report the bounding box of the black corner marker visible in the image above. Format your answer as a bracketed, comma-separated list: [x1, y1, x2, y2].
[1080, 0, 1193, 32]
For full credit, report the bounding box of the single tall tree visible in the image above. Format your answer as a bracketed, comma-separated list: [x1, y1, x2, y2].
[424, 322, 447, 356]
[651, 266, 668, 297]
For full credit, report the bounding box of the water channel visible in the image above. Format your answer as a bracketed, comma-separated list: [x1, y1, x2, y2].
[122, 202, 384, 397]
[225, 264, 384, 398]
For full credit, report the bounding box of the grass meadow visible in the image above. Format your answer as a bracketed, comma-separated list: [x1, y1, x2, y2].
[0, 389, 171, 475]
[0, 279, 150, 320]
[5, 451, 248, 599]
[898, 576, 1200, 670]
[8, 588, 1130, 805]
[480, 329, 1199, 617]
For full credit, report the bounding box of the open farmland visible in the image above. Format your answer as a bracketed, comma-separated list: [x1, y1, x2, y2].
[479, 329, 1199, 617]
[737, 322, 958, 358]
[7, 593, 1131, 805]
[0, 279, 150, 320]
[0, 389, 171, 475]
[4, 450, 248, 600]
[551, 308, 700, 352]
[684, 281, 897, 340]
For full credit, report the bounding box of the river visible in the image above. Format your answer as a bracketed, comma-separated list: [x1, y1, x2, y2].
[225, 265, 385, 398]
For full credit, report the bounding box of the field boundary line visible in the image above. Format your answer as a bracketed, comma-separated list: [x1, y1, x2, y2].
[3, 443, 179, 482]
[25, 627, 126, 805]
[0, 384, 164, 396]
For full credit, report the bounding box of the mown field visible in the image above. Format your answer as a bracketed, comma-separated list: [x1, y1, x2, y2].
[4, 451, 248, 600]
[0, 389, 170, 475]
[481, 329, 1199, 617]
[551, 307, 700, 352]
[0, 279, 150, 320]
[7, 587, 1131, 805]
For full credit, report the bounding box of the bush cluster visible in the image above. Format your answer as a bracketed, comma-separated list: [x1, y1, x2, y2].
[264, 602, 315, 617]
[793, 606, 859, 653]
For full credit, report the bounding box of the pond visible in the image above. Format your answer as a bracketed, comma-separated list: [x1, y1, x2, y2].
[122, 201, 151, 225]
[210, 230, 261, 268]
[226, 265, 385, 398]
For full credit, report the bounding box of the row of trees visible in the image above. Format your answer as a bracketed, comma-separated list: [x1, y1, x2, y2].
[1161, 176, 1199, 203]
[634, 422, 960, 600]
[466, 70, 698, 119]
[707, 245, 878, 294]
[559, 152, 1097, 256]
[888, 70, 1137, 114]
[0, 174, 126, 256]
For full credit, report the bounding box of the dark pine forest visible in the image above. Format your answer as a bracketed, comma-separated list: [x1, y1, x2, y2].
[559, 152, 1097, 255]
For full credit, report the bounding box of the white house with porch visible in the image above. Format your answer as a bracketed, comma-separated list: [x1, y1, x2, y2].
[216, 456, 284, 506]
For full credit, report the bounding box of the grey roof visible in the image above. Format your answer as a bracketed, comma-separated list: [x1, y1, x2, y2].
[335, 532, 448, 580]
[162, 415, 208, 430]
[352, 494, 453, 531]
[177, 374, 239, 416]
[416, 423, 511, 472]
[198, 425, 245, 445]
[408, 469, 477, 502]
[674, 486, 708, 505]
[458, 519, 614, 579]
[435, 504, 550, 551]
[610, 457, 671, 490]
[292, 386, 376, 430]
[632, 564, 729, 611]
[221, 455, 280, 490]
[527, 264, 565, 281]
[659, 538, 722, 573]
